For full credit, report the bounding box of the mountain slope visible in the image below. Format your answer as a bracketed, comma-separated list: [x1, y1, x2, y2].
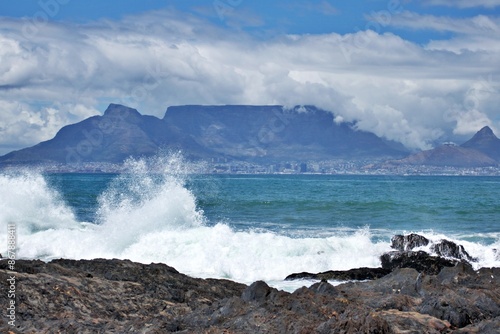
[397, 144, 497, 167]
[393, 126, 500, 167]
[461, 126, 500, 161]
[1, 105, 153, 163]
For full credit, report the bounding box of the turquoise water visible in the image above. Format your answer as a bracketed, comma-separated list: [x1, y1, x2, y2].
[1, 157, 499, 288]
[47, 173, 500, 242]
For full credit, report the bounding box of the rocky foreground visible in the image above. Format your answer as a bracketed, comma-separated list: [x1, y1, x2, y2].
[1, 235, 500, 333]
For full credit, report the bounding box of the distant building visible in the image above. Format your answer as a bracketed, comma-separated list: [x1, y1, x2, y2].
[300, 163, 307, 173]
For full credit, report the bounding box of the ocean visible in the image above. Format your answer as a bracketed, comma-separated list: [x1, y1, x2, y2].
[1, 154, 500, 291]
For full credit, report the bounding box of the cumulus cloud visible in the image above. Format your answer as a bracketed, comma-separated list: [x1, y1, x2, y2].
[0, 100, 98, 153]
[0, 8, 499, 155]
[453, 110, 495, 135]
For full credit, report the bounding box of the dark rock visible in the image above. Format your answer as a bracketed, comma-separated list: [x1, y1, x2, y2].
[431, 239, 476, 262]
[285, 267, 392, 281]
[391, 233, 430, 251]
[241, 280, 271, 303]
[454, 316, 500, 333]
[380, 250, 459, 275]
[436, 261, 475, 284]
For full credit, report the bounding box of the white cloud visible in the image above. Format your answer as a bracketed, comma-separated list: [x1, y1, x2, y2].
[453, 109, 494, 135]
[0, 100, 98, 153]
[421, 0, 500, 8]
[0, 9, 499, 155]
[389, 12, 500, 53]
[391, 12, 500, 35]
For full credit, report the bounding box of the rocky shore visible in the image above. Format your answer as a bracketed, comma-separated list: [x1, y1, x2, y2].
[1, 234, 500, 333]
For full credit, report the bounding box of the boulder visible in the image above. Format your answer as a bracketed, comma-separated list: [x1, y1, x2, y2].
[241, 280, 271, 303]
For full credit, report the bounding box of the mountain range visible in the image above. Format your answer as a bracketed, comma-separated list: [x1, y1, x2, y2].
[0, 103, 499, 168]
[0, 104, 408, 165]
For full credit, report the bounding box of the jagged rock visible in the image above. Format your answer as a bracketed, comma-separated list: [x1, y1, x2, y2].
[416, 265, 500, 328]
[391, 233, 430, 251]
[380, 250, 459, 275]
[285, 267, 391, 281]
[431, 239, 476, 262]
[287, 235, 478, 283]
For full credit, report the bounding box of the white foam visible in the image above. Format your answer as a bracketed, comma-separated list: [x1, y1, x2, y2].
[0, 171, 78, 234]
[120, 224, 389, 284]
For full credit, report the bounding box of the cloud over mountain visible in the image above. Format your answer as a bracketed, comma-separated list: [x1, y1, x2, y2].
[0, 5, 499, 154]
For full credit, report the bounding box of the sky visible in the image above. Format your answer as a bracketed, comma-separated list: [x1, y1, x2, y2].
[0, 0, 499, 155]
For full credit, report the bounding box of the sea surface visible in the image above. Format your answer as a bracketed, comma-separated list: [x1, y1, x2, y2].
[1, 154, 500, 291]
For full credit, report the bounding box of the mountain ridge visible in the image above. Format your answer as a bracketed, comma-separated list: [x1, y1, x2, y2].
[0, 104, 409, 165]
[1, 104, 499, 168]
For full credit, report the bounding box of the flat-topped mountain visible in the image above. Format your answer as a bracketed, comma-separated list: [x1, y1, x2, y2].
[0, 104, 408, 165]
[163, 105, 407, 161]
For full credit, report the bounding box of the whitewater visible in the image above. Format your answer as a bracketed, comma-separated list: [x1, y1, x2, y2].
[1, 154, 500, 291]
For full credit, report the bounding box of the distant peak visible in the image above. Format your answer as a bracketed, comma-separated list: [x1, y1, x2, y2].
[104, 104, 141, 118]
[477, 126, 494, 136]
[469, 125, 499, 142]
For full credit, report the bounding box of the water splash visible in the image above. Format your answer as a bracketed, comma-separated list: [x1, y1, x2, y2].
[0, 170, 78, 234]
[96, 153, 205, 251]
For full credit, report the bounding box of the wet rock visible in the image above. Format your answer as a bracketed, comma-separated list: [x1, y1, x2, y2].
[493, 248, 500, 261]
[391, 233, 430, 251]
[391, 233, 478, 262]
[432, 239, 476, 262]
[380, 250, 459, 275]
[285, 267, 391, 281]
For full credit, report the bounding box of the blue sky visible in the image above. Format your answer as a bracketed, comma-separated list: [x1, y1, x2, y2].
[0, 1, 494, 40]
[0, 0, 499, 154]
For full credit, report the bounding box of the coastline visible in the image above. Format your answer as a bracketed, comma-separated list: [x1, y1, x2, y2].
[2, 254, 499, 333]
